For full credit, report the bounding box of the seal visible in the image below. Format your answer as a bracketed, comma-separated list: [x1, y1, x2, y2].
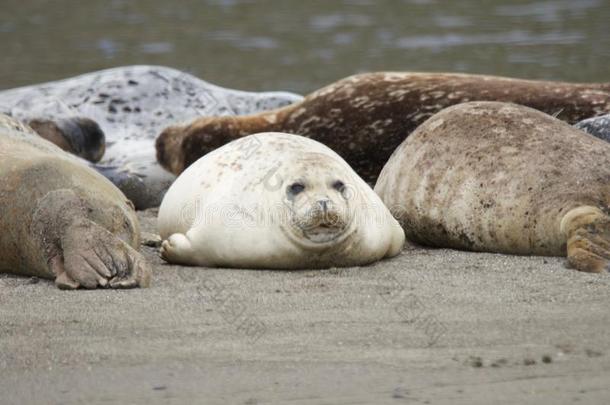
[27, 116, 106, 163]
[0, 65, 303, 209]
[157, 132, 404, 268]
[156, 71, 610, 183]
[0, 114, 151, 288]
[374, 101, 610, 273]
[575, 113, 610, 141]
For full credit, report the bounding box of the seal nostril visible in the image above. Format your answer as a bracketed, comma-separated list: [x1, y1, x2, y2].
[318, 199, 330, 211]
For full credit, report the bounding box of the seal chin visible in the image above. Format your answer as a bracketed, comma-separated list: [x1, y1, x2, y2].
[302, 222, 348, 244]
[284, 209, 355, 249]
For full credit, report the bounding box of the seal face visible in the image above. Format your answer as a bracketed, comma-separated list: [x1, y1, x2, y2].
[375, 101, 610, 273]
[27, 116, 106, 162]
[157, 133, 404, 269]
[156, 72, 610, 183]
[575, 113, 610, 142]
[0, 115, 151, 289]
[0, 65, 303, 209]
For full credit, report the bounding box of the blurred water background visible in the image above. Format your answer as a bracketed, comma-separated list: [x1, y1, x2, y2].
[1, 0, 609, 92]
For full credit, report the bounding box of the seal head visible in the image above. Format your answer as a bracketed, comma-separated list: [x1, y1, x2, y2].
[28, 117, 106, 162]
[280, 154, 356, 247]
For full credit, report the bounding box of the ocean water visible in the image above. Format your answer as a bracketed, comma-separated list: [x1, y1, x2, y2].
[1, 0, 609, 93]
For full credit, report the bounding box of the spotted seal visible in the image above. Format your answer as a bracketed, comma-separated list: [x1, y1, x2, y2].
[156, 72, 610, 183]
[157, 133, 405, 268]
[0, 65, 303, 209]
[375, 101, 610, 273]
[575, 113, 610, 141]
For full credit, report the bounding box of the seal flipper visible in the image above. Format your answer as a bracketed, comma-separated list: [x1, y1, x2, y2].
[561, 206, 610, 273]
[32, 189, 151, 289]
[28, 117, 106, 163]
[160, 233, 197, 266]
[60, 218, 151, 289]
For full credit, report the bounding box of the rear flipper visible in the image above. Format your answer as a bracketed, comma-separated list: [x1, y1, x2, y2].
[562, 206, 610, 273]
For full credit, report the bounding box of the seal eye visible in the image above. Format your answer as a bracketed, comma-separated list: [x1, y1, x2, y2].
[288, 182, 305, 195]
[332, 180, 345, 192]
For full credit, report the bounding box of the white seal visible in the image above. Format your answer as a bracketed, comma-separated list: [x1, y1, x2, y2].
[158, 133, 405, 268]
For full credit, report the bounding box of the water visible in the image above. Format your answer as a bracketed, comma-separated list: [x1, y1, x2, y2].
[1, 0, 609, 93]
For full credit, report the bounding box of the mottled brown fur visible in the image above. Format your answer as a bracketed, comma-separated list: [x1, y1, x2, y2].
[375, 102, 610, 272]
[156, 72, 610, 181]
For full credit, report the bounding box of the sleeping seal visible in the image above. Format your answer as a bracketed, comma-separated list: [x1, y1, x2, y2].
[375, 102, 610, 273]
[0, 114, 151, 288]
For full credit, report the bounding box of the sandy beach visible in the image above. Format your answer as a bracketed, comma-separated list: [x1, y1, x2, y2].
[2, 1, 610, 403]
[0, 209, 608, 404]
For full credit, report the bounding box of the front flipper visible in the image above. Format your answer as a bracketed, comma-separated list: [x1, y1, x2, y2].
[160, 233, 198, 266]
[32, 189, 151, 289]
[52, 218, 151, 289]
[561, 206, 610, 273]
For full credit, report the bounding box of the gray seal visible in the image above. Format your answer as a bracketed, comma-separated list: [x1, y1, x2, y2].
[575, 114, 610, 141]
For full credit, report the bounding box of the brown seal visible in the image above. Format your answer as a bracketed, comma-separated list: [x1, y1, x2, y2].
[156, 72, 610, 182]
[375, 101, 610, 273]
[0, 115, 151, 289]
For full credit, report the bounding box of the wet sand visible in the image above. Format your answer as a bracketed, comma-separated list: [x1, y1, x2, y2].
[1, 209, 609, 404]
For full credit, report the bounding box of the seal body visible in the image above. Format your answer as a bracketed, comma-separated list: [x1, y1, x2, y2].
[575, 113, 610, 141]
[156, 71, 610, 183]
[375, 102, 610, 273]
[0, 65, 303, 208]
[0, 115, 150, 288]
[158, 133, 404, 269]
